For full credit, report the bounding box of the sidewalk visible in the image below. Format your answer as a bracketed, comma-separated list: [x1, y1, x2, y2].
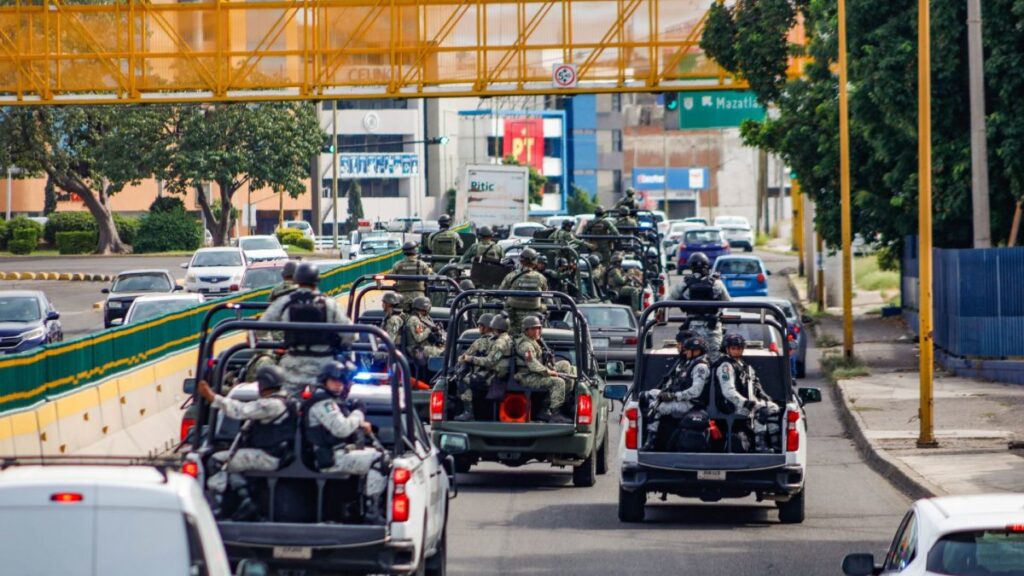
[785, 274, 1024, 499]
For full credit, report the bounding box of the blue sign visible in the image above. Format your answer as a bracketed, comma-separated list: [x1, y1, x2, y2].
[340, 153, 419, 179]
[633, 167, 708, 191]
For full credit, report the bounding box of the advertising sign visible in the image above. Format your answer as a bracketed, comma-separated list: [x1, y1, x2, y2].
[633, 167, 709, 191]
[339, 153, 419, 179]
[502, 118, 545, 172]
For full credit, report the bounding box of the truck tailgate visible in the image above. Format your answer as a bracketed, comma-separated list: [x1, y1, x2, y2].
[218, 521, 388, 548]
[638, 452, 786, 472]
[439, 421, 576, 439]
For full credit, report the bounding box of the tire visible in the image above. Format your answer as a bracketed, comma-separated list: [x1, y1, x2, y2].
[744, 245, 753, 252]
[618, 486, 646, 522]
[596, 433, 609, 476]
[425, 528, 447, 576]
[796, 359, 806, 379]
[453, 455, 473, 475]
[777, 489, 806, 524]
[572, 449, 597, 487]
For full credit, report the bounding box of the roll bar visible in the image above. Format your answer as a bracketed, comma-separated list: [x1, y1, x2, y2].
[347, 273, 462, 318]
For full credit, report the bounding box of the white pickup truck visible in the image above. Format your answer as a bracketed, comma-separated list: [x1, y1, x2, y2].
[606, 301, 821, 524]
[183, 317, 467, 575]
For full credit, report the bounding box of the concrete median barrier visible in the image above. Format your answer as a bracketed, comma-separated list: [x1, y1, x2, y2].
[35, 402, 61, 456]
[54, 387, 105, 454]
[8, 412, 41, 458]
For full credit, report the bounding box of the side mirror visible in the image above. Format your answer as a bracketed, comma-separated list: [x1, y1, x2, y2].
[766, 269, 772, 275]
[180, 263, 189, 269]
[101, 287, 110, 294]
[46, 311, 60, 321]
[841, 553, 879, 576]
[437, 432, 470, 456]
[173, 285, 184, 291]
[605, 361, 626, 378]
[109, 318, 123, 327]
[798, 387, 822, 404]
[182, 377, 197, 395]
[603, 383, 629, 401]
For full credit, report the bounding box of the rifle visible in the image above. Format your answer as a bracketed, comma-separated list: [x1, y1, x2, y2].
[224, 420, 253, 465]
[645, 356, 686, 420]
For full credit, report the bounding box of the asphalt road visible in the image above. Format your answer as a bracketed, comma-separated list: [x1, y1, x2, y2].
[445, 250, 910, 576]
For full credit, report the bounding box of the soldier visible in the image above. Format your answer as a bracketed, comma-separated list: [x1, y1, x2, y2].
[615, 208, 639, 229]
[541, 256, 568, 294]
[583, 206, 621, 265]
[484, 314, 515, 387]
[261, 262, 352, 393]
[614, 187, 639, 212]
[669, 252, 730, 361]
[452, 313, 495, 422]
[714, 333, 781, 453]
[428, 214, 464, 258]
[641, 333, 711, 450]
[460, 226, 505, 263]
[389, 241, 434, 311]
[404, 296, 445, 368]
[605, 252, 642, 312]
[586, 254, 606, 296]
[514, 316, 572, 423]
[550, 219, 585, 249]
[269, 260, 299, 302]
[381, 292, 405, 347]
[498, 247, 549, 334]
[303, 361, 388, 523]
[198, 365, 298, 518]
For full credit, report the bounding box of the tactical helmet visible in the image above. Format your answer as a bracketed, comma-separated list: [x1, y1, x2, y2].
[282, 260, 299, 280]
[521, 316, 543, 330]
[477, 313, 495, 328]
[255, 365, 286, 393]
[293, 262, 320, 286]
[402, 241, 419, 255]
[675, 329, 697, 343]
[459, 279, 475, 291]
[438, 214, 452, 228]
[537, 254, 548, 266]
[610, 252, 624, 264]
[412, 296, 431, 312]
[317, 360, 356, 386]
[723, 333, 747, 350]
[587, 254, 602, 269]
[625, 187, 636, 197]
[555, 257, 569, 268]
[594, 205, 606, 217]
[561, 219, 573, 230]
[478, 226, 494, 238]
[519, 247, 539, 264]
[489, 314, 509, 332]
[688, 252, 711, 273]
[682, 336, 708, 354]
[382, 292, 401, 306]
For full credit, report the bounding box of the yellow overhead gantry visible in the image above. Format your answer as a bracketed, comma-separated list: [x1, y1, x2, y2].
[0, 0, 749, 104]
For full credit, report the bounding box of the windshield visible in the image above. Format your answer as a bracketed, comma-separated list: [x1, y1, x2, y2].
[128, 299, 201, 323]
[0, 296, 41, 322]
[112, 273, 171, 293]
[240, 238, 280, 251]
[192, 251, 243, 267]
[716, 259, 762, 274]
[285, 222, 308, 231]
[242, 268, 283, 288]
[362, 240, 398, 252]
[724, 323, 781, 350]
[927, 529, 1024, 576]
[581, 307, 636, 329]
[684, 230, 722, 244]
[513, 224, 544, 237]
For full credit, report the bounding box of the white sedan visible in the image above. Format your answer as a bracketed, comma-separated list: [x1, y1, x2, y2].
[117, 294, 206, 325]
[842, 493, 1024, 575]
[237, 235, 288, 263]
[182, 247, 247, 295]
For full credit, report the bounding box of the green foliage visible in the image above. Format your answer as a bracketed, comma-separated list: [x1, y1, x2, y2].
[345, 180, 365, 233]
[566, 184, 599, 215]
[7, 217, 43, 244]
[44, 212, 94, 245]
[134, 211, 202, 253]
[502, 155, 547, 205]
[150, 196, 186, 214]
[0, 219, 6, 249]
[289, 237, 314, 251]
[445, 187, 457, 215]
[8, 226, 38, 255]
[114, 214, 140, 246]
[876, 244, 900, 272]
[276, 227, 305, 245]
[854, 256, 899, 292]
[701, 3, 740, 73]
[8, 239, 34, 255]
[56, 231, 97, 255]
[43, 177, 56, 215]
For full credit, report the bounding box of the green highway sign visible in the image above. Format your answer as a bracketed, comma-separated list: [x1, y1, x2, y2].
[677, 90, 765, 130]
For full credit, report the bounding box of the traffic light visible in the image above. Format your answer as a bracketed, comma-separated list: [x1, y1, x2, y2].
[664, 92, 679, 111]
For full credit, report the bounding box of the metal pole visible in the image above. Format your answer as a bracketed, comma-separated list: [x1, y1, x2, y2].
[5, 167, 11, 221]
[793, 180, 804, 276]
[838, 0, 855, 360]
[662, 133, 669, 216]
[918, 0, 937, 448]
[816, 232, 825, 311]
[967, 0, 991, 248]
[332, 101, 339, 251]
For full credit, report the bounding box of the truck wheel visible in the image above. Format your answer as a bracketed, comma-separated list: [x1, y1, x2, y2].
[796, 360, 806, 379]
[777, 489, 806, 524]
[425, 528, 447, 576]
[572, 450, 597, 487]
[596, 433, 609, 476]
[618, 487, 646, 522]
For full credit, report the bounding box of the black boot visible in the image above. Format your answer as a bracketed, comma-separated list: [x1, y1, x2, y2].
[363, 496, 386, 525]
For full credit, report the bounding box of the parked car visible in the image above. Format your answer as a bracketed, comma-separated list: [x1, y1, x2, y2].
[117, 294, 206, 326]
[283, 220, 315, 243]
[182, 247, 247, 295]
[0, 460, 231, 576]
[237, 235, 288, 263]
[682, 216, 708, 226]
[575, 303, 639, 372]
[0, 290, 62, 354]
[101, 269, 179, 328]
[498, 222, 547, 250]
[732, 296, 810, 378]
[713, 255, 770, 297]
[349, 236, 401, 260]
[714, 215, 755, 252]
[666, 220, 703, 243]
[544, 215, 577, 229]
[676, 227, 730, 274]
[842, 493, 1024, 576]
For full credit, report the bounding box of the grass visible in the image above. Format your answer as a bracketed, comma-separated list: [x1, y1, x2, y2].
[755, 231, 771, 247]
[854, 255, 899, 292]
[820, 352, 870, 383]
[817, 332, 840, 348]
[807, 302, 833, 319]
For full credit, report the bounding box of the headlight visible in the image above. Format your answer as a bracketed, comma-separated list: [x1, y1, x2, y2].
[186, 273, 197, 282]
[21, 326, 46, 340]
[107, 300, 123, 309]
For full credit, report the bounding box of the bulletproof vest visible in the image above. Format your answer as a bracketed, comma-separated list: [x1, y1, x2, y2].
[507, 270, 543, 310]
[431, 230, 459, 256]
[587, 218, 611, 236]
[491, 334, 514, 377]
[670, 356, 711, 408]
[384, 311, 405, 346]
[711, 356, 749, 414]
[245, 395, 299, 458]
[393, 258, 428, 292]
[302, 387, 351, 450]
[474, 241, 501, 263]
[282, 290, 335, 351]
[685, 274, 717, 301]
[514, 336, 542, 371]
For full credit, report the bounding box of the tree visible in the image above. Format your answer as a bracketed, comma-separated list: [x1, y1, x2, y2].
[163, 102, 324, 246]
[502, 155, 547, 205]
[42, 176, 57, 216]
[567, 184, 599, 215]
[345, 180, 365, 233]
[444, 187, 457, 215]
[2, 106, 171, 253]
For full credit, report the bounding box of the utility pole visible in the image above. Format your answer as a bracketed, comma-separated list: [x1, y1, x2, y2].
[838, 0, 855, 360]
[967, 0, 991, 248]
[792, 180, 804, 276]
[918, 0, 938, 448]
[331, 101, 340, 251]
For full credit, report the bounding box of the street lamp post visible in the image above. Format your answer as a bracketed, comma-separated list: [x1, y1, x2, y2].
[918, 0, 937, 448]
[838, 0, 855, 360]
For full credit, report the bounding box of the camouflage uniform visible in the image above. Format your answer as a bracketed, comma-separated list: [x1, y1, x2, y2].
[614, 191, 639, 213]
[261, 289, 352, 393]
[459, 238, 505, 263]
[550, 228, 585, 251]
[499, 268, 548, 334]
[606, 266, 642, 311]
[429, 228, 464, 257]
[305, 393, 386, 500]
[389, 255, 433, 310]
[269, 280, 298, 303]
[485, 332, 515, 381]
[206, 393, 291, 495]
[715, 356, 781, 453]
[583, 217, 621, 264]
[405, 313, 445, 367]
[514, 334, 566, 412]
[456, 333, 494, 410]
[670, 273, 731, 361]
[383, 310, 406, 348]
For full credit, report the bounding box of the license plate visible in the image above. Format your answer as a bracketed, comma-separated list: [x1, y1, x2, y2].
[273, 546, 312, 560]
[593, 338, 609, 348]
[697, 470, 727, 481]
[730, 280, 748, 288]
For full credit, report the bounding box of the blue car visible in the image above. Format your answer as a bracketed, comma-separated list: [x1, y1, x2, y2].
[713, 255, 770, 297]
[0, 290, 63, 354]
[676, 227, 731, 274]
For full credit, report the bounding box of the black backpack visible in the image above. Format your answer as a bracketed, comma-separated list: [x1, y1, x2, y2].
[668, 409, 710, 452]
[283, 291, 337, 349]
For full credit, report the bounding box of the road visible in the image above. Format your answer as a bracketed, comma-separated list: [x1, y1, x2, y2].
[445, 251, 909, 575]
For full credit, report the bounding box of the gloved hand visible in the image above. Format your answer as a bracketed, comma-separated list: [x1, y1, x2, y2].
[659, 391, 676, 402]
[346, 399, 367, 414]
[756, 409, 770, 424]
[743, 399, 757, 412]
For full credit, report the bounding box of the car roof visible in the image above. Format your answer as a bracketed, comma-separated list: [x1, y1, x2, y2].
[195, 247, 241, 253]
[0, 290, 44, 299]
[114, 269, 171, 277]
[715, 255, 764, 263]
[919, 494, 1024, 533]
[0, 466, 194, 510]
[132, 294, 203, 303]
[238, 235, 276, 240]
[684, 226, 721, 232]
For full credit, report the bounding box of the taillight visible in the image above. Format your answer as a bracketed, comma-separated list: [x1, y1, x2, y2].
[1007, 524, 1024, 532]
[576, 395, 593, 426]
[786, 410, 800, 452]
[642, 291, 652, 309]
[769, 342, 779, 354]
[181, 461, 199, 478]
[430, 390, 445, 422]
[392, 467, 411, 522]
[230, 284, 240, 292]
[756, 273, 765, 283]
[180, 418, 195, 443]
[793, 325, 801, 335]
[50, 492, 84, 503]
[624, 336, 638, 346]
[624, 407, 638, 450]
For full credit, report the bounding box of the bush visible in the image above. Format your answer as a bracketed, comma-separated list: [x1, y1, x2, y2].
[276, 227, 314, 251]
[8, 239, 34, 255]
[44, 211, 95, 245]
[7, 216, 42, 244]
[134, 211, 202, 253]
[149, 196, 186, 214]
[114, 214, 140, 246]
[0, 219, 7, 249]
[56, 231, 97, 255]
[290, 237, 315, 251]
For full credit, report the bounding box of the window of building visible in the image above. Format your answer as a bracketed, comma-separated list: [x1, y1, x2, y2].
[544, 138, 562, 154]
[611, 130, 623, 152]
[336, 134, 407, 153]
[613, 170, 623, 196]
[322, 99, 408, 111]
[611, 93, 622, 112]
[487, 136, 504, 158]
[321, 179, 401, 198]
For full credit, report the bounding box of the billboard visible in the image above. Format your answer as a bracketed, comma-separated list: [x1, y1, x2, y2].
[339, 153, 419, 179]
[633, 167, 709, 191]
[502, 118, 544, 171]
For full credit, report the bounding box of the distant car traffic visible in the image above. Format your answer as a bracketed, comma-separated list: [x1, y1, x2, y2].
[676, 227, 730, 273]
[498, 222, 547, 250]
[237, 235, 288, 263]
[714, 215, 755, 252]
[0, 291, 62, 354]
[182, 247, 247, 295]
[239, 260, 288, 291]
[543, 215, 577, 229]
[732, 296, 810, 378]
[576, 303, 639, 372]
[842, 493, 1024, 576]
[713, 255, 770, 297]
[118, 294, 206, 326]
[101, 269, 179, 328]
[283, 220, 315, 242]
[349, 236, 401, 260]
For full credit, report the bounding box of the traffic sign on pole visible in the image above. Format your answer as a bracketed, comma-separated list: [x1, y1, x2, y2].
[552, 63, 578, 89]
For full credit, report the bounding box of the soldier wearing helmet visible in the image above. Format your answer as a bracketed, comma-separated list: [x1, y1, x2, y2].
[714, 333, 781, 453]
[388, 241, 434, 310]
[641, 331, 712, 451]
[551, 218, 584, 249]
[428, 214, 464, 258]
[380, 292, 405, 347]
[583, 206, 621, 265]
[451, 313, 497, 422]
[604, 252, 643, 312]
[669, 251, 730, 361]
[303, 360, 387, 523]
[499, 247, 549, 334]
[460, 225, 506, 288]
[614, 187, 639, 213]
[261, 261, 352, 392]
[269, 259, 300, 302]
[513, 316, 572, 423]
[404, 296, 445, 367]
[198, 365, 298, 517]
